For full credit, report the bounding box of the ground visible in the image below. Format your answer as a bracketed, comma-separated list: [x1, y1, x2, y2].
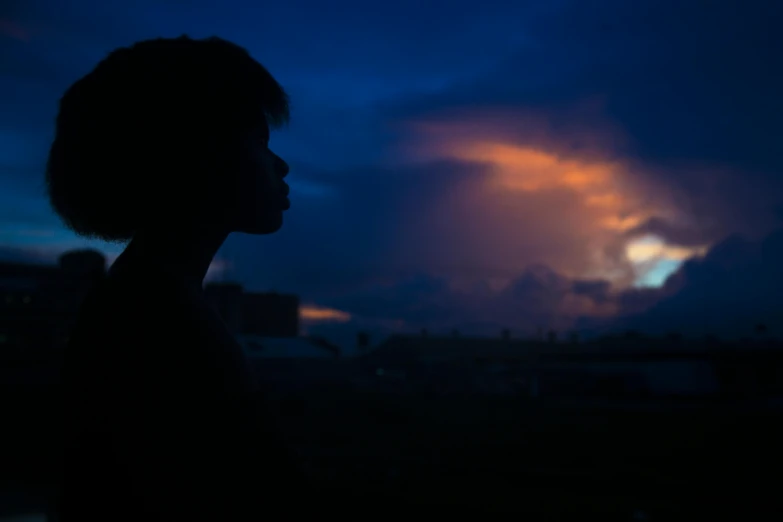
[2, 377, 781, 520]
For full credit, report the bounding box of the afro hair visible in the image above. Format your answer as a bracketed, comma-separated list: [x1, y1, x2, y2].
[46, 35, 290, 242]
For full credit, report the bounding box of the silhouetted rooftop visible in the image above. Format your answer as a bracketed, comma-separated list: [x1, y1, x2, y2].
[361, 333, 783, 364]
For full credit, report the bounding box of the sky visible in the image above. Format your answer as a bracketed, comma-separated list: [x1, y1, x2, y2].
[1, 0, 782, 341]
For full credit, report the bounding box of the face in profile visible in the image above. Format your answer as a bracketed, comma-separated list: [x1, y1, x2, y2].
[230, 123, 290, 235]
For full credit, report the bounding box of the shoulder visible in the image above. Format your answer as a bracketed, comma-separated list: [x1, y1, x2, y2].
[78, 274, 160, 328]
[92, 260, 194, 317]
[64, 266, 205, 391]
[68, 264, 195, 360]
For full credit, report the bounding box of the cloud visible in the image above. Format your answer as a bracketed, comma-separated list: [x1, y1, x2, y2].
[379, 0, 783, 245]
[306, 227, 783, 342]
[0, 18, 29, 41]
[346, 0, 783, 302]
[221, 159, 490, 297]
[610, 228, 783, 338]
[624, 217, 723, 249]
[390, 108, 706, 287]
[320, 265, 622, 338]
[3, 0, 782, 342]
[226, 151, 644, 336]
[300, 304, 351, 323]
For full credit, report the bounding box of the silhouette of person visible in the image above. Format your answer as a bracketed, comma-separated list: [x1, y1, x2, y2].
[47, 36, 305, 522]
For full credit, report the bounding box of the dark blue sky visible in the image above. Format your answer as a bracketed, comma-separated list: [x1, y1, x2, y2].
[2, 0, 782, 339]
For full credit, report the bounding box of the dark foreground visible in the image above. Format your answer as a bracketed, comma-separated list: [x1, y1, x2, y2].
[2, 371, 782, 521]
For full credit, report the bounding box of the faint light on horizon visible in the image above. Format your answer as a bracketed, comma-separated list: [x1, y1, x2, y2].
[300, 304, 352, 323]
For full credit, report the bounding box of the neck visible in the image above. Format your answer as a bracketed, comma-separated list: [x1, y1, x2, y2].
[123, 225, 229, 292]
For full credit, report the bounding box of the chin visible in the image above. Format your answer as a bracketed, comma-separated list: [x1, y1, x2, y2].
[238, 213, 284, 235]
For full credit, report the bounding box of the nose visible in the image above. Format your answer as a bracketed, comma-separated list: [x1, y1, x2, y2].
[276, 155, 289, 178]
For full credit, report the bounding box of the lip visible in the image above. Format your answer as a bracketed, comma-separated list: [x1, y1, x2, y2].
[278, 179, 290, 210]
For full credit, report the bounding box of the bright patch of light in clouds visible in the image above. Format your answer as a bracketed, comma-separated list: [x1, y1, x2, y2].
[626, 234, 707, 287]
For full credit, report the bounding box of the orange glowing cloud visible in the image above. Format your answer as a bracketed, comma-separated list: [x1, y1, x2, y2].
[300, 304, 352, 323]
[393, 108, 707, 289]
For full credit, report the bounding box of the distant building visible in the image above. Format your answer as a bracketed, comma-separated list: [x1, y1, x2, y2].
[242, 336, 353, 399]
[242, 336, 340, 359]
[204, 282, 299, 338]
[355, 334, 735, 399]
[0, 253, 301, 364]
[0, 249, 106, 362]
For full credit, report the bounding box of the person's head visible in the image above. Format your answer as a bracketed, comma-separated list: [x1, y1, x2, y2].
[46, 35, 291, 243]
